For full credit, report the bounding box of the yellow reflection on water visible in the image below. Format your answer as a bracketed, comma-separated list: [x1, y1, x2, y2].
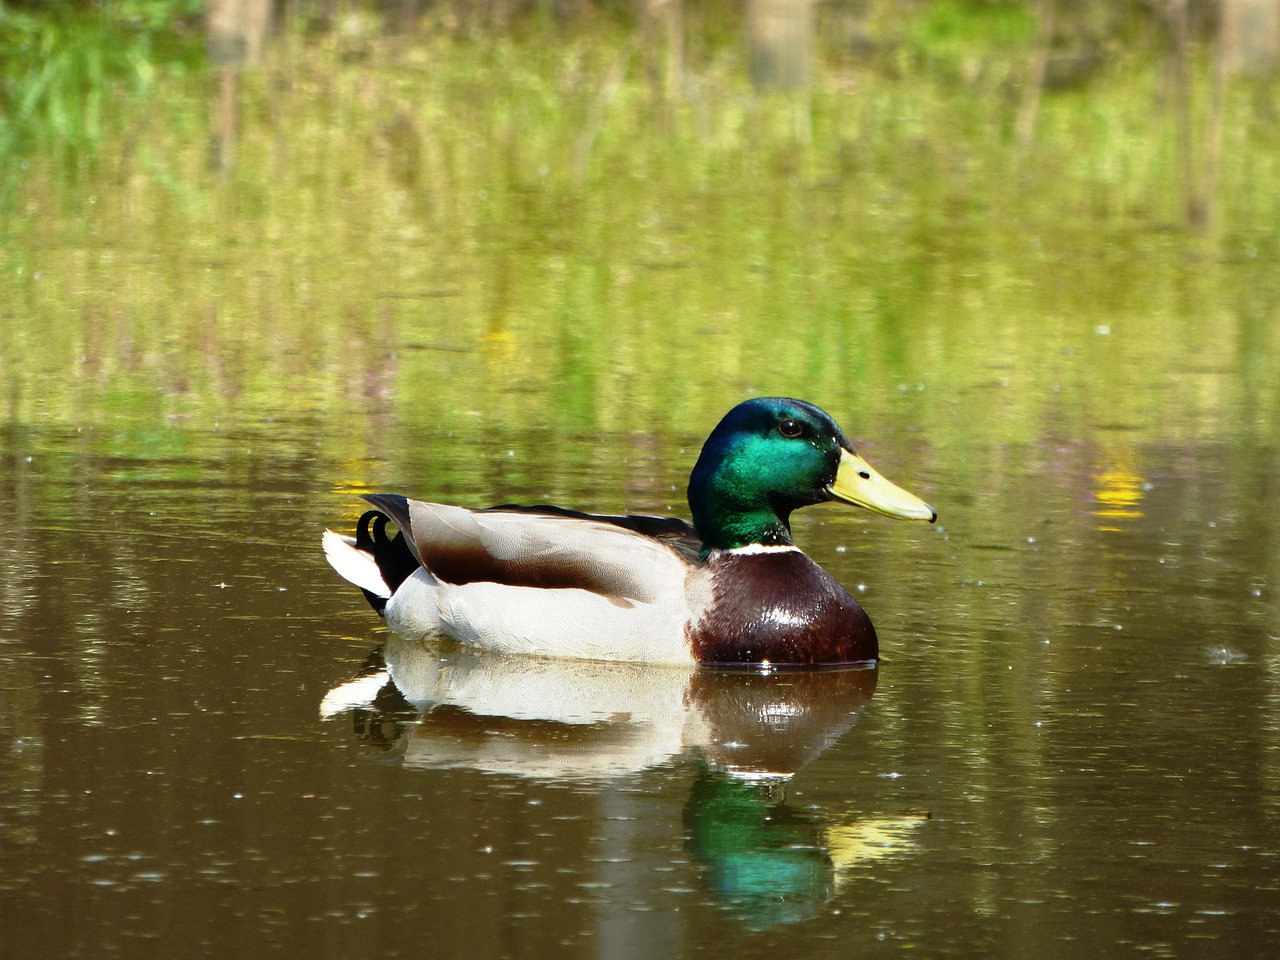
[826, 811, 930, 891]
[1092, 457, 1145, 532]
[481, 329, 518, 368]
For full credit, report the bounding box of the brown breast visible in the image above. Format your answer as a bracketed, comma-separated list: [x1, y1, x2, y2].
[686, 550, 877, 665]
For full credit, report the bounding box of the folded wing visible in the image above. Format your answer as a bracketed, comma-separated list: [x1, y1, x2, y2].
[363, 494, 700, 603]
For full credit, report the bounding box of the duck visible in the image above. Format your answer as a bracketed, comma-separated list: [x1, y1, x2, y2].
[322, 397, 936, 666]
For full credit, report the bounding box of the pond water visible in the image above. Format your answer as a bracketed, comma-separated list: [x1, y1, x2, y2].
[2, 9, 1280, 959]
[1, 416, 1277, 958]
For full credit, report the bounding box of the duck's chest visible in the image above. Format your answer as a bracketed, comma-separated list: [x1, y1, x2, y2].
[685, 549, 877, 665]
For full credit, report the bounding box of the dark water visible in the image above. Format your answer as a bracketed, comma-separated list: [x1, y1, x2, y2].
[1, 420, 1277, 959]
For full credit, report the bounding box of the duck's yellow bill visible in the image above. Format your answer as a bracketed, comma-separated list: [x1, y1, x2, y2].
[828, 449, 937, 522]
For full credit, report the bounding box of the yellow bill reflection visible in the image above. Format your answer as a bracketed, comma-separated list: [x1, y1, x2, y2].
[1092, 457, 1146, 532]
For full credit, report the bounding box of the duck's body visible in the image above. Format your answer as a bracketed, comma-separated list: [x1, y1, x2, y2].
[324, 398, 935, 666]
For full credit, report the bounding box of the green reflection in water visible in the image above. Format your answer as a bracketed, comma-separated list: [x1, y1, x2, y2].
[0, 5, 1276, 466]
[0, 1, 201, 182]
[685, 772, 833, 929]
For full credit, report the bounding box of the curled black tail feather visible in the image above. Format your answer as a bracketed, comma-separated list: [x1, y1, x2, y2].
[354, 509, 420, 615]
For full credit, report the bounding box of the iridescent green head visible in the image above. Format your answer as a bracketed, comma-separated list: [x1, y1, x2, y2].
[687, 397, 936, 551]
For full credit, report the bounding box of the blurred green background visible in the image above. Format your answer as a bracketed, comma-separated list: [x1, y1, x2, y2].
[2, 0, 1277, 466]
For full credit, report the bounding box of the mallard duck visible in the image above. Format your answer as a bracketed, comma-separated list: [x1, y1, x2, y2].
[323, 397, 935, 666]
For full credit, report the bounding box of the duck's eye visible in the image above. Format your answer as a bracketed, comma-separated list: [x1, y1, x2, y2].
[777, 419, 804, 438]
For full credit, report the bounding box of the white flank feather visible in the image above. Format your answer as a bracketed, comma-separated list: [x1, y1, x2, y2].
[322, 530, 391, 599]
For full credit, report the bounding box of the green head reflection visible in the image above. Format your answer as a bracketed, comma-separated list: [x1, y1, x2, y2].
[684, 771, 832, 928]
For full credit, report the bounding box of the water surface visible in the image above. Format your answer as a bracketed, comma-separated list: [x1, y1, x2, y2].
[1, 417, 1277, 958]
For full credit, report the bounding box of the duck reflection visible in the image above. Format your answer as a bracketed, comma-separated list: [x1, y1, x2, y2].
[322, 636, 874, 779]
[321, 637, 926, 927]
